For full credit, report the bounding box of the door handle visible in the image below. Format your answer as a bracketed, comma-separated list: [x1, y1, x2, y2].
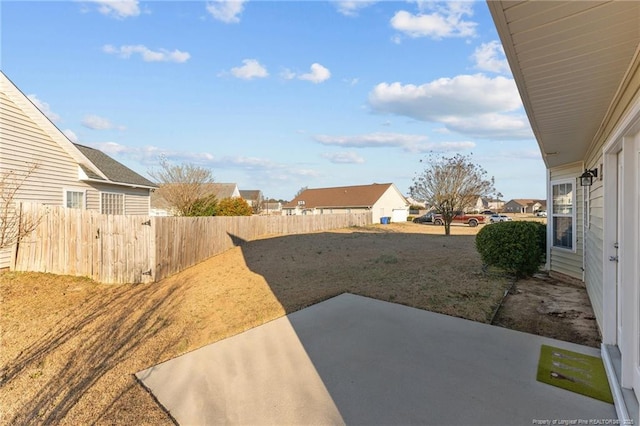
[609, 256, 619, 262]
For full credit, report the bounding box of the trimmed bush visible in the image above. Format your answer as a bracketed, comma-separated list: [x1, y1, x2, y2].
[215, 197, 253, 216]
[476, 221, 546, 278]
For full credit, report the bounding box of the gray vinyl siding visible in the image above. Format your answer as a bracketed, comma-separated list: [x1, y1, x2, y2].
[583, 153, 605, 330]
[549, 163, 584, 281]
[85, 183, 150, 214]
[0, 91, 83, 205]
[0, 89, 152, 268]
[1, 91, 88, 268]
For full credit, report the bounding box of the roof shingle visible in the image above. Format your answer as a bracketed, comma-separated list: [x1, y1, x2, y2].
[284, 183, 399, 208]
[74, 144, 157, 188]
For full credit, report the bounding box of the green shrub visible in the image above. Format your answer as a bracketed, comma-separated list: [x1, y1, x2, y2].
[475, 221, 546, 277]
[187, 194, 218, 216]
[215, 197, 253, 216]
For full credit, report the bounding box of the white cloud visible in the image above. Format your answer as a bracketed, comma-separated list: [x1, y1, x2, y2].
[314, 132, 474, 153]
[27, 94, 60, 122]
[333, 1, 377, 17]
[206, 0, 246, 23]
[321, 151, 365, 164]
[85, 0, 140, 19]
[299, 63, 331, 84]
[103, 44, 190, 63]
[82, 114, 126, 131]
[441, 113, 533, 140]
[390, 2, 476, 40]
[230, 59, 269, 80]
[280, 68, 296, 80]
[472, 41, 510, 74]
[368, 74, 532, 139]
[87, 142, 321, 181]
[369, 75, 521, 118]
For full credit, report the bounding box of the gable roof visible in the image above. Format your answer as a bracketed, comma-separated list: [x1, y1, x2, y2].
[206, 183, 239, 199]
[74, 144, 157, 188]
[506, 199, 545, 208]
[284, 183, 405, 209]
[239, 190, 261, 200]
[1, 71, 156, 190]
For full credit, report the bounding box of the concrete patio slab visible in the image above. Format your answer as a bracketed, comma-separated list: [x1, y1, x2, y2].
[136, 293, 617, 425]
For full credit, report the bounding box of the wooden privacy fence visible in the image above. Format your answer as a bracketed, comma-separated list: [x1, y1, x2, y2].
[13, 203, 372, 284]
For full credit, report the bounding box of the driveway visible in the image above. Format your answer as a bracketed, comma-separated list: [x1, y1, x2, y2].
[136, 293, 616, 425]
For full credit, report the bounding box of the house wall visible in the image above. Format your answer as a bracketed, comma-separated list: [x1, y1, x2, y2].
[1, 90, 93, 268]
[0, 91, 87, 205]
[548, 162, 584, 282]
[581, 57, 640, 338]
[371, 185, 409, 223]
[0, 80, 152, 268]
[503, 200, 524, 213]
[582, 153, 605, 330]
[85, 182, 151, 215]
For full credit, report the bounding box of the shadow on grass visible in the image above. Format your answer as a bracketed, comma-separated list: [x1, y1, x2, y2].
[0, 280, 186, 424]
[229, 229, 508, 323]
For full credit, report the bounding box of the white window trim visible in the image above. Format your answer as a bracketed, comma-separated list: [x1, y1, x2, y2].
[550, 178, 577, 253]
[63, 187, 87, 209]
[100, 192, 125, 215]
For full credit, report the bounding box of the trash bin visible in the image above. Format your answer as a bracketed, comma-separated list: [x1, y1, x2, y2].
[380, 217, 390, 224]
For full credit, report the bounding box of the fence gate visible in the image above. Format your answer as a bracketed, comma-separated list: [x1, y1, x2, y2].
[13, 205, 154, 284]
[96, 214, 154, 284]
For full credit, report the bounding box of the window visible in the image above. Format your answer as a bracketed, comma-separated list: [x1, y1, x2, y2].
[65, 190, 85, 209]
[551, 181, 574, 250]
[101, 192, 124, 215]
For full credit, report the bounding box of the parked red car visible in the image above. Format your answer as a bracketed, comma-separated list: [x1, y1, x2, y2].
[433, 212, 486, 227]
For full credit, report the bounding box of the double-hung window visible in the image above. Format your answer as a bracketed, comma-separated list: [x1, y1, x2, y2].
[64, 189, 86, 209]
[101, 192, 124, 215]
[551, 180, 575, 250]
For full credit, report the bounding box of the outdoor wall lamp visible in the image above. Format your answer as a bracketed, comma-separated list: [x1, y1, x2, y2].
[579, 168, 598, 186]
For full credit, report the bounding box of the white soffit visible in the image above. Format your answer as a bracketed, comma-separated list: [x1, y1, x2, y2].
[488, 1, 640, 168]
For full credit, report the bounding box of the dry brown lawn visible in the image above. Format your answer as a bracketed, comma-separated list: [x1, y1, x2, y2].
[0, 219, 597, 425]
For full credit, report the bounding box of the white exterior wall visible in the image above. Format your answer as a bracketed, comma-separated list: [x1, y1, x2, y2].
[371, 185, 409, 223]
[548, 162, 584, 281]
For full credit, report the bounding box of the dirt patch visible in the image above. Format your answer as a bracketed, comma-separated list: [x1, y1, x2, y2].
[491, 273, 601, 347]
[0, 220, 600, 424]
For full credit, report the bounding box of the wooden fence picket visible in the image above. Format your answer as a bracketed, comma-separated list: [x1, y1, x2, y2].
[12, 203, 372, 284]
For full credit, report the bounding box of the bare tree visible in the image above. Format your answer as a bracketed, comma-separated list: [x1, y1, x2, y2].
[0, 163, 41, 250]
[148, 158, 217, 216]
[410, 154, 497, 235]
[294, 186, 308, 198]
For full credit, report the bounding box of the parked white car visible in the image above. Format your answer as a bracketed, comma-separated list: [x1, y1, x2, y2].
[536, 210, 547, 217]
[489, 214, 512, 223]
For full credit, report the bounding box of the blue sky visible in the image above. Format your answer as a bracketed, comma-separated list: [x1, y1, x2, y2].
[1, 0, 545, 201]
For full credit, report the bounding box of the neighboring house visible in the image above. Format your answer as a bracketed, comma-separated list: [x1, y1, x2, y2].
[283, 183, 409, 223]
[262, 200, 282, 214]
[0, 71, 158, 268]
[150, 182, 240, 216]
[503, 199, 545, 214]
[209, 183, 240, 199]
[239, 189, 263, 211]
[470, 196, 505, 213]
[405, 196, 426, 208]
[489, 1, 639, 422]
